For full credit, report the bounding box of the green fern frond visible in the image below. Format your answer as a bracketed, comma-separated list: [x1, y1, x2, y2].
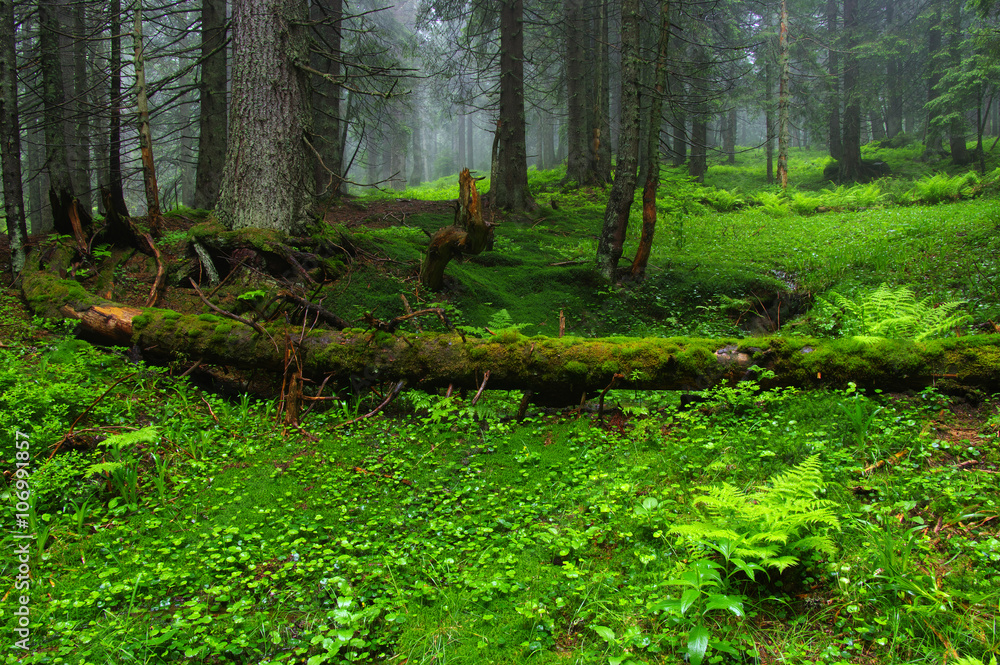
[767, 556, 800, 573]
[87, 462, 124, 476]
[102, 426, 160, 449]
[668, 455, 840, 572]
[820, 284, 969, 341]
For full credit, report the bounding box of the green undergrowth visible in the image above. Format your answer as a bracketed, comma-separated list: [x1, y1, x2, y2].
[335, 143, 999, 339]
[2, 321, 998, 664]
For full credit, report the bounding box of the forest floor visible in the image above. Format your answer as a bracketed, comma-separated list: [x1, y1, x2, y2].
[3, 145, 1000, 664]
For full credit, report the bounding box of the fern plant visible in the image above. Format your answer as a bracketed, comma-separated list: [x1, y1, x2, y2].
[907, 172, 979, 204]
[817, 284, 970, 342]
[668, 455, 840, 572]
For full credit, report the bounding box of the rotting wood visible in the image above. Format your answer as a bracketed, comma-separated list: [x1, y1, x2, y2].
[419, 169, 493, 290]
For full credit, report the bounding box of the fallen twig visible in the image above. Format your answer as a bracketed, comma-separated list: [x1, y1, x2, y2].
[471, 370, 491, 406]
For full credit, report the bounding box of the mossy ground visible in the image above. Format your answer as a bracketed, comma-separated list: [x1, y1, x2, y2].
[2, 140, 1000, 664]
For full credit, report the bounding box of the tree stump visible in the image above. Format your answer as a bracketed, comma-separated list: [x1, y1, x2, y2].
[419, 169, 493, 290]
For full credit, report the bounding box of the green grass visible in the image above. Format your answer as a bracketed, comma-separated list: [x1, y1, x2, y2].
[5, 137, 1000, 663]
[3, 325, 998, 663]
[338, 142, 999, 339]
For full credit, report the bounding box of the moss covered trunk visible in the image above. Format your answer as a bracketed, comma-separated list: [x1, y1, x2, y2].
[21, 254, 1000, 405]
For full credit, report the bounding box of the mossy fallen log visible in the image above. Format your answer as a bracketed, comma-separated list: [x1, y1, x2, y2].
[20, 252, 1000, 404]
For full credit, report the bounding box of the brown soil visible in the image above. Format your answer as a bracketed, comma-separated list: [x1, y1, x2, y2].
[319, 197, 456, 228]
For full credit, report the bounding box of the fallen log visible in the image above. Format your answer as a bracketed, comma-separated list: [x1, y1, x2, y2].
[21, 252, 1000, 404]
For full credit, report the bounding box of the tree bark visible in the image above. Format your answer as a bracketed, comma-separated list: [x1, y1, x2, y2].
[777, 0, 790, 190]
[105, 0, 128, 225]
[630, 0, 670, 280]
[723, 108, 736, 165]
[71, 3, 91, 215]
[134, 2, 162, 233]
[925, 0, 944, 155]
[596, 0, 640, 281]
[216, 0, 312, 233]
[40, 0, 90, 241]
[22, 254, 1000, 405]
[420, 169, 493, 290]
[689, 118, 707, 183]
[195, 0, 227, 210]
[947, 0, 971, 165]
[467, 107, 474, 169]
[410, 102, 425, 186]
[490, 0, 535, 212]
[826, 0, 842, 161]
[565, 0, 589, 185]
[839, 0, 864, 181]
[1, 0, 28, 274]
[593, 0, 611, 184]
[764, 31, 775, 184]
[885, 0, 903, 139]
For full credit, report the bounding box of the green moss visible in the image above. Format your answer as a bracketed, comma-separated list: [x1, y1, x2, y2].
[599, 360, 620, 375]
[162, 310, 181, 321]
[198, 313, 222, 323]
[565, 361, 588, 376]
[132, 313, 153, 330]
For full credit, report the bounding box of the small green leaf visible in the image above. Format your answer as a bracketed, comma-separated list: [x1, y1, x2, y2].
[679, 588, 701, 615]
[705, 593, 745, 617]
[686, 625, 710, 665]
[593, 625, 616, 643]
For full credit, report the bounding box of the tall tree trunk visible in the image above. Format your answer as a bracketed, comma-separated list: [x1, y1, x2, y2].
[884, 0, 903, 138]
[947, 0, 970, 165]
[542, 109, 556, 169]
[689, 117, 707, 182]
[467, 110, 474, 169]
[924, 0, 944, 154]
[458, 112, 466, 169]
[826, 0, 842, 160]
[671, 113, 686, 166]
[839, 0, 864, 181]
[490, 0, 535, 211]
[134, 2, 162, 233]
[777, 0, 790, 189]
[723, 108, 737, 164]
[40, 0, 90, 242]
[72, 3, 91, 214]
[26, 116, 48, 233]
[1, 0, 28, 273]
[310, 0, 345, 199]
[593, 0, 611, 184]
[195, 0, 228, 209]
[106, 0, 128, 222]
[564, 0, 589, 185]
[869, 110, 886, 140]
[630, 0, 670, 280]
[217, 0, 312, 233]
[410, 106, 424, 186]
[764, 33, 775, 184]
[596, 0, 639, 280]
